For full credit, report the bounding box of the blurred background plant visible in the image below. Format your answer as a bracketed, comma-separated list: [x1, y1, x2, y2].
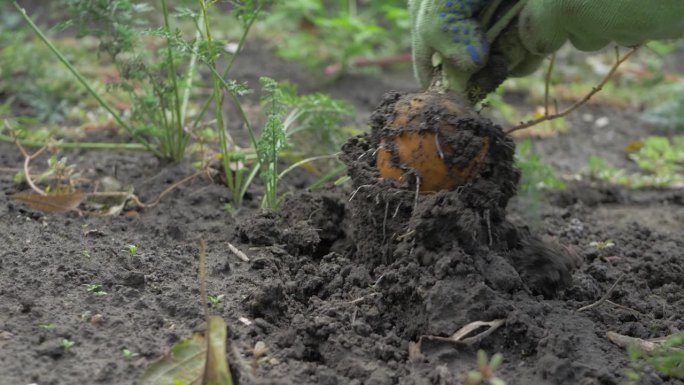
[590, 136, 684, 188]
[258, 0, 410, 73]
[624, 332, 684, 384]
[1, 0, 355, 208]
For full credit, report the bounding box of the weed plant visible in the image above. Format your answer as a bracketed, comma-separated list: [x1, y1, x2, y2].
[8, 0, 353, 208]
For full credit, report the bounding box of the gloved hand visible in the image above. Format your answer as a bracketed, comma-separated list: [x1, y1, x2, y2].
[409, 0, 490, 93]
[411, 0, 684, 101]
[508, 0, 684, 76]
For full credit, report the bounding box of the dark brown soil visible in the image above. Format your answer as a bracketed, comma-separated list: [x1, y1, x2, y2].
[1, 39, 684, 385]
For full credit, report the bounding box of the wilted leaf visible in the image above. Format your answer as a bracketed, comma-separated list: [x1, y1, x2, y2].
[13, 191, 84, 213]
[140, 316, 232, 385]
[204, 316, 232, 385]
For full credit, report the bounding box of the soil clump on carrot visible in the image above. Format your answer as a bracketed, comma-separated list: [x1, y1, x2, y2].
[341, 91, 576, 297]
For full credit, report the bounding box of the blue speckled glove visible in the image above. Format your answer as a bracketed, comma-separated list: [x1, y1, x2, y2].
[409, 0, 490, 93]
[411, 0, 684, 101]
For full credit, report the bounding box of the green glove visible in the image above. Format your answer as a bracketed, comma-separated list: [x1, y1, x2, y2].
[519, 0, 684, 57]
[411, 0, 684, 100]
[502, 0, 684, 78]
[409, 0, 491, 92]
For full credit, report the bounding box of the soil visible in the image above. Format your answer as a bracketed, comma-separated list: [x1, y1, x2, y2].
[1, 37, 684, 385]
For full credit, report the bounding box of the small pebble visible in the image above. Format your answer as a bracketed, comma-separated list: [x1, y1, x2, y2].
[595, 116, 610, 128]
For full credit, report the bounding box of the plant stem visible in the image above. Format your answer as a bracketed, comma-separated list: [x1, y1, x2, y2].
[206, 66, 258, 147]
[190, 6, 262, 132]
[278, 153, 340, 179]
[11, 1, 161, 158]
[181, 23, 202, 126]
[199, 0, 238, 203]
[507, 46, 639, 134]
[544, 53, 557, 116]
[161, 0, 186, 161]
[0, 133, 149, 151]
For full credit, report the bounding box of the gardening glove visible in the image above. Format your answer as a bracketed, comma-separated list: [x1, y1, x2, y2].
[507, 0, 684, 76]
[411, 0, 684, 100]
[409, 0, 491, 93]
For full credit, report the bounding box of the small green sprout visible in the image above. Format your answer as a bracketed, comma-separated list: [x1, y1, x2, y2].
[465, 350, 507, 385]
[84, 284, 107, 296]
[125, 244, 138, 255]
[82, 250, 91, 258]
[208, 294, 225, 307]
[62, 339, 75, 350]
[590, 240, 616, 251]
[38, 323, 56, 331]
[122, 349, 139, 361]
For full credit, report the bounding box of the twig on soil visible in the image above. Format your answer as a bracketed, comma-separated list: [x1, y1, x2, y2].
[226, 242, 250, 262]
[135, 170, 205, 208]
[348, 292, 381, 305]
[506, 46, 640, 135]
[198, 239, 209, 319]
[578, 274, 625, 312]
[605, 331, 677, 354]
[605, 300, 645, 317]
[86, 170, 204, 211]
[419, 319, 506, 347]
[13, 136, 48, 196]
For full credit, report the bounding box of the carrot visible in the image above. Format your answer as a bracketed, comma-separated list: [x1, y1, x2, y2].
[376, 92, 490, 192]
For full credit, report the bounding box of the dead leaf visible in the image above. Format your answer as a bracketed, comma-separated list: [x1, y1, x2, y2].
[607, 331, 662, 353]
[13, 191, 84, 213]
[204, 316, 233, 385]
[412, 319, 506, 356]
[140, 316, 233, 385]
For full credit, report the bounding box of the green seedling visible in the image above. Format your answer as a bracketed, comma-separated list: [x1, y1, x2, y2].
[125, 244, 138, 255]
[465, 350, 507, 385]
[62, 339, 75, 350]
[590, 240, 615, 251]
[80, 310, 92, 322]
[84, 284, 107, 296]
[123, 349, 140, 361]
[257, 77, 289, 209]
[38, 323, 56, 331]
[208, 294, 224, 308]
